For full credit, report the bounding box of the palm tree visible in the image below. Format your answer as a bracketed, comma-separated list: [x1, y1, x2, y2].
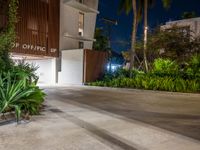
[119, 0, 171, 70]
[143, 0, 171, 72]
[143, 0, 149, 72]
[119, 0, 140, 69]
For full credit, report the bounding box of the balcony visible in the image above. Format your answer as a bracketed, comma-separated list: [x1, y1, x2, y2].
[63, 0, 99, 14]
[64, 32, 96, 42]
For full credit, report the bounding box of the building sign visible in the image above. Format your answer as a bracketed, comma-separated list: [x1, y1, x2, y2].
[12, 42, 57, 53]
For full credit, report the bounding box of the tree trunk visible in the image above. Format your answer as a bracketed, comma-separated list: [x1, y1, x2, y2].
[143, 0, 149, 72]
[130, 0, 138, 70]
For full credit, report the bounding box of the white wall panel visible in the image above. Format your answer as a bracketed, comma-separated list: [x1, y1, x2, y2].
[58, 49, 84, 85]
[25, 59, 56, 85]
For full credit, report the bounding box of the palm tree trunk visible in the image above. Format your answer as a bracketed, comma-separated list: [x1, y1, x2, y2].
[130, 0, 138, 70]
[143, 0, 149, 72]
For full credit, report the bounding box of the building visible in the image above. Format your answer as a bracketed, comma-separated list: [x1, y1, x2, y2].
[1, 0, 104, 85]
[161, 17, 200, 37]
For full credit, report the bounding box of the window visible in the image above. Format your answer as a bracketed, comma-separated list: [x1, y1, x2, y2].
[79, 41, 84, 49]
[78, 12, 84, 36]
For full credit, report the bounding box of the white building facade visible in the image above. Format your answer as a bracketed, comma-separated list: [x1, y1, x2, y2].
[161, 17, 200, 37]
[11, 0, 99, 85]
[58, 0, 99, 85]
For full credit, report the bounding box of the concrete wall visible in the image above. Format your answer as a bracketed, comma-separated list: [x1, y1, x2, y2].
[84, 13, 97, 47]
[58, 49, 84, 85]
[57, 0, 99, 85]
[161, 17, 200, 37]
[84, 0, 99, 10]
[59, 0, 98, 50]
[60, 3, 78, 50]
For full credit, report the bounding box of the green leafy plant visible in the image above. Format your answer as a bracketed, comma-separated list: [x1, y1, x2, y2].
[152, 58, 179, 76]
[0, 73, 34, 122]
[0, 69, 45, 122]
[19, 86, 45, 116]
[146, 26, 200, 63]
[0, 0, 18, 71]
[13, 60, 39, 84]
[0, 0, 45, 122]
[90, 56, 200, 93]
[186, 55, 200, 79]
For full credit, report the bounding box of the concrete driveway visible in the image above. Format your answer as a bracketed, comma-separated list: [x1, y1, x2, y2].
[0, 86, 200, 150]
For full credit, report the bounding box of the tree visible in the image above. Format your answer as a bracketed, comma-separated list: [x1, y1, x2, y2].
[0, 0, 18, 70]
[93, 28, 110, 51]
[147, 26, 200, 62]
[142, 0, 171, 72]
[143, 0, 148, 72]
[118, 0, 171, 71]
[182, 11, 197, 19]
[119, 0, 140, 70]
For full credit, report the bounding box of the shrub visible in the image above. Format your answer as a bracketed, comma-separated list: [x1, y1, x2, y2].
[13, 60, 39, 84]
[147, 26, 200, 62]
[0, 0, 45, 122]
[0, 71, 45, 122]
[0, 62, 45, 122]
[19, 86, 45, 116]
[89, 57, 200, 93]
[152, 58, 179, 76]
[102, 68, 145, 82]
[90, 76, 199, 93]
[0, 0, 18, 72]
[103, 68, 131, 81]
[186, 55, 200, 79]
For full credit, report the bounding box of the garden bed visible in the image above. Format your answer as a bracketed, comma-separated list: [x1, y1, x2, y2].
[89, 56, 200, 93]
[0, 112, 16, 126]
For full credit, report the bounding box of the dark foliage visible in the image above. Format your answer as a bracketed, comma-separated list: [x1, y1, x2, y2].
[90, 56, 200, 93]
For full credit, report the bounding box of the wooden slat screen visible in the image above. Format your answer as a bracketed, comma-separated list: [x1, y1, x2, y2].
[48, 0, 60, 57]
[83, 49, 108, 83]
[12, 0, 60, 57]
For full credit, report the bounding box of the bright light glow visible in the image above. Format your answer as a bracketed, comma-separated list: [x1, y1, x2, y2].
[107, 64, 121, 72]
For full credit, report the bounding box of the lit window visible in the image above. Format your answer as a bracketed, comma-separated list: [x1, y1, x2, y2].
[78, 12, 84, 36]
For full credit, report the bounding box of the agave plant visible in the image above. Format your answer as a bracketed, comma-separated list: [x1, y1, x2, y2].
[0, 72, 45, 122]
[20, 86, 45, 116]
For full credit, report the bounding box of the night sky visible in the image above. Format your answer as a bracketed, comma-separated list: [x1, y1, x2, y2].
[96, 0, 200, 53]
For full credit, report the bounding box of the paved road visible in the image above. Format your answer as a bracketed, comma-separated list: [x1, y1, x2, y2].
[0, 86, 200, 150]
